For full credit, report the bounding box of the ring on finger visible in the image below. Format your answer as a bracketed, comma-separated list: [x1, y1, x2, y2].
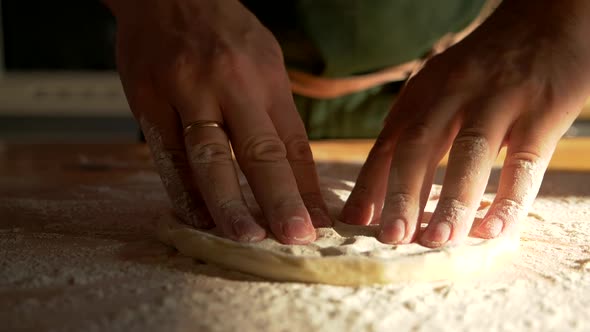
[183, 120, 226, 137]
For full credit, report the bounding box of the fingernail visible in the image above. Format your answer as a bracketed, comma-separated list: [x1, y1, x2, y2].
[281, 216, 316, 242]
[309, 208, 332, 228]
[378, 218, 406, 244]
[421, 222, 451, 246]
[232, 218, 266, 243]
[475, 217, 503, 238]
[340, 205, 363, 225]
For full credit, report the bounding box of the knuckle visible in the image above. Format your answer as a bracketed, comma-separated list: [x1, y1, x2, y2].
[215, 37, 285, 84]
[171, 50, 192, 70]
[521, 79, 546, 97]
[503, 150, 546, 205]
[384, 192, 415, 210]
[214, 47, 236, 67]
[489, 68, 526, 89]
[140, 122, 193, 177]
[284, 135, 314, 163]
[153, 146, 191, 174]
[506, 150, 544, 169]
[214, 47, 250, 77]
[263, 36, 284, 58]
[371, 135, 395, 156]
[434, 197, 470, 225]
[256, 39, 285, 68]
[188, 142, 233, 165]
[218, 198, 247, 213]
[159, 49, 195, 80]
[399, 122, 433, 146]
[490, 197, 527, 225]
[263, 66, 289, 88]
[248, 27, 284, 60]
[494, 197, 526, 211]
[442, 59, 477, 92]
[239, 134, 287, 163]
[452, 129, 490, 157]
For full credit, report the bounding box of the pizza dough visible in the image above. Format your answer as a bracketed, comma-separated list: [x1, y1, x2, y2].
[156, 178, 519, 286]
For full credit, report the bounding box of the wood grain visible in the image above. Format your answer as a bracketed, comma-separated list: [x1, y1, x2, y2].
[311, 138, 590, 171]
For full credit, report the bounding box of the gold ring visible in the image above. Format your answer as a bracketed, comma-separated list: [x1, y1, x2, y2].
[183, 121, 225, 137]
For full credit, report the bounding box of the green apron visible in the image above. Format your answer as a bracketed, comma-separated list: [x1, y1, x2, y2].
[243, 0, 487, 139]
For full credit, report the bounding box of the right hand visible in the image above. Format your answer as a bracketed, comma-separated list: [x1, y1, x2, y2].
[108, 0, 331, 244]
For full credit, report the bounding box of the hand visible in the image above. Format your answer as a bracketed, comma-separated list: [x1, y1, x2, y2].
[108, 0, 330, 244]
[341, 0, 590, 247]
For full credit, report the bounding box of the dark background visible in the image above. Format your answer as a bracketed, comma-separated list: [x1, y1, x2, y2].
[2, 1, 116, 71]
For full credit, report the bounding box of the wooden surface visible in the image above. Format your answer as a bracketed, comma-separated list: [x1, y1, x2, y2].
[1, 141, 589, 331]
[312, 137, 590, 172]
[0, 136, 587, 178]
[1, 136, 587, 173]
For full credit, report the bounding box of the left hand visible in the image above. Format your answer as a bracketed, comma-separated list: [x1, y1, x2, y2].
[340, 0, 590, 247]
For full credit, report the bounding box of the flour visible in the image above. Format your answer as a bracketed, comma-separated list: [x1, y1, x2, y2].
[2, 156, 590, 331]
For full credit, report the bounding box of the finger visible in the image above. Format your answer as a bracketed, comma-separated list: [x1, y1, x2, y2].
[128, 83, 214, 229]
[267, 86, 331, 228]
[340, 132, 395, 225]
[184, 122, 266, 242]
[220, 85, 316, 244]
[378, 98, 461, 244]
[340, 92, 413, 226]
[177, 94, 266, 243]
[419, 96, 519, 247]
[471, 113, 568, 238]
[154, 58, 267, 243]
[341, 73, 436, 226]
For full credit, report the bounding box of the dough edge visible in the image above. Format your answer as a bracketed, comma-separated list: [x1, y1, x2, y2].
[156, 215, 520, 286]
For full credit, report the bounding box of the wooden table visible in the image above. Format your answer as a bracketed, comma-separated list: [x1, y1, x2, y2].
[312, 137, 590, 171]
[1, 140, 589, 331]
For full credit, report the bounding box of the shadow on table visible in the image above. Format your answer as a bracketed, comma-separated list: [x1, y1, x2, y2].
[118, 239, 268, 282]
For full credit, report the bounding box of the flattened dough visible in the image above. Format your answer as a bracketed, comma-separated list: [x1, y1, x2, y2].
[156, 178, 519, 286]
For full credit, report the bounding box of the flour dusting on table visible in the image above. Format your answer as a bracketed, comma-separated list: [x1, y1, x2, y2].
[1, 148, 590, 332]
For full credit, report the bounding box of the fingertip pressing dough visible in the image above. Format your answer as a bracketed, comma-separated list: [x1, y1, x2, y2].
[156, 178, 519, 286]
